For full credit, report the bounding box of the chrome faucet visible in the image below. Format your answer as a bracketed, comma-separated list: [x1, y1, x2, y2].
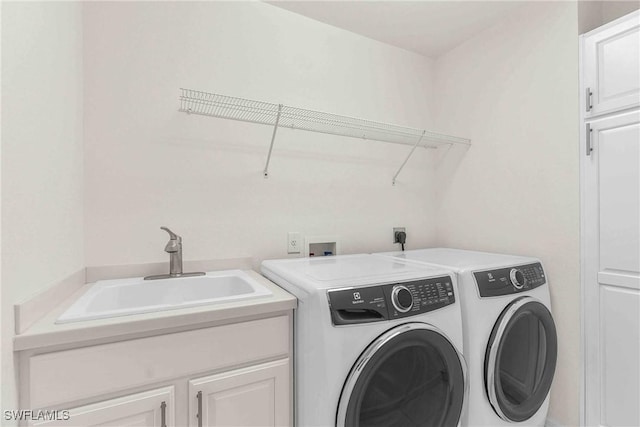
[144, 227, 205, 280]
[161, 226, 183, 275]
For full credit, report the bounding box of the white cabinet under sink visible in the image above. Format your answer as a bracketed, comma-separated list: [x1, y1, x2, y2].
[31, 387, 175, 427]
[188, 360, 290, 427]
[19, 314, 293, 427]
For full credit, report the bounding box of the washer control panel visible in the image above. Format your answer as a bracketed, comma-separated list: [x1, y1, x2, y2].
[327, 276, 455, 326]
[473, 262, 546, 298]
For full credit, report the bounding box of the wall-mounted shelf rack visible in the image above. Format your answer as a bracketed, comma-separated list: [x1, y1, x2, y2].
[178, 88, 470, 184]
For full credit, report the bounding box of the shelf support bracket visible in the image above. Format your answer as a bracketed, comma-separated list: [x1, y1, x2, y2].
[263, 104, 283, 178]
[392, 130, 426, 186]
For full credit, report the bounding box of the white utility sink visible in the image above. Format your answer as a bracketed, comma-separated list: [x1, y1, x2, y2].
[56, 270, 272, 323]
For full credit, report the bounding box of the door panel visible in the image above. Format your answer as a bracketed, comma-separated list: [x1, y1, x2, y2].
[584, 14, 640, 117]
[31, 386, 174, 427]
[600, 286, 640, 427]
[205, 380, 275, 426]
[584, 111, 640, 426]
[189, 359, 290, 427]
[598, 30, 639, 104]
[598, 121, 640, 272]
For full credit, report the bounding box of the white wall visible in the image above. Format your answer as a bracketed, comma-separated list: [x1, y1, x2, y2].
[579, 0, 640, 33]
[83, 2, 438, 268]
[579, 1, 606, 34]
[601, 0, 640, 22]
[1, 1, 84, 419]
[433, 2, 580, 426]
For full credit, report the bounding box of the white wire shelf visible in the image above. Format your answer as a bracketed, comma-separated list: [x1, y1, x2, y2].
[178, 88, 470, 184]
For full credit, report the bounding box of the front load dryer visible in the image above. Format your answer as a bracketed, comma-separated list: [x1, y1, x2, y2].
[376, 249, 557, 427]
[261, 254, 467, 427]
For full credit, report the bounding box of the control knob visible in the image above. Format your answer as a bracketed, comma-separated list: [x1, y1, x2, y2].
[391, 285, 414, 313]
[509, 268, 526, 289]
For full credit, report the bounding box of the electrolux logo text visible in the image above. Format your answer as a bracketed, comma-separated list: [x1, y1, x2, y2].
[4, 410, 71, 422]
[351, 291, 364, 305]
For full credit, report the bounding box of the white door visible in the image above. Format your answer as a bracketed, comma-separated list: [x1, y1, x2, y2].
[583, 111, 640, 427]
[188, 359, 290, 427]
[31, 386, 174, 427]
[583, 12, 640, 118]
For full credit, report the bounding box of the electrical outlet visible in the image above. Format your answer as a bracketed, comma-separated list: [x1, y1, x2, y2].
[393, 227, 406, 243]
[288, 232, 302, 254]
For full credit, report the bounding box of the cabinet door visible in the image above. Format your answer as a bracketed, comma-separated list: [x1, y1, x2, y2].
[583, 11, 640, 117]
[583, 111, 640, 427]
[31, 386, 174, 427]
[189, 359, 290, 427]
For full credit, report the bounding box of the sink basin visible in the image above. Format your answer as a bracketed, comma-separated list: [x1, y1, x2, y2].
[56, 270, 272, 323]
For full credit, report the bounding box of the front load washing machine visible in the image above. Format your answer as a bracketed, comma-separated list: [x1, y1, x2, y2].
[377, 249, 557, 427]
[261, 254, 467, 427]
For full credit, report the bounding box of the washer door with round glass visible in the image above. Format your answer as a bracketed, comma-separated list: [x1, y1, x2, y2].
[485, 296, 558, 422]
[336, 323, 466, 427]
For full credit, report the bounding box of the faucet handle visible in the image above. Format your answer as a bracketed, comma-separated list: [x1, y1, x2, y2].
[160, 226, 181, 241]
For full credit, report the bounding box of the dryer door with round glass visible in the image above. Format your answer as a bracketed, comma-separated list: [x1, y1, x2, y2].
[485, 296, 557, 422]
[336, 323, 466, 427]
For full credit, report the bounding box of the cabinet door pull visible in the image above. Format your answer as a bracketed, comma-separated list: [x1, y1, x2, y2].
[586, 87, 593, 112]
[197, 391, 203, 427]
[160, 401, 167, 427]
[586, 123, 593, 156]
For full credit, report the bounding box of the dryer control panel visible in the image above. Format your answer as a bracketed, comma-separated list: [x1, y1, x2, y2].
[473, 262, 546, 298]
[327, 275, 455, 326]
